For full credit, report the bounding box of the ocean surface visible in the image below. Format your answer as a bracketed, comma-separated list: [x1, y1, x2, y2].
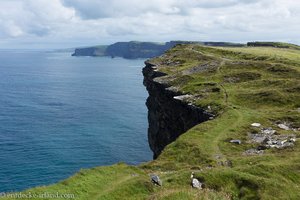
[0, 50, 152, 192]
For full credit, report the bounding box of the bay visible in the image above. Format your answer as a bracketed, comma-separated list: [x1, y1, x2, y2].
[0, 50, 152, 192]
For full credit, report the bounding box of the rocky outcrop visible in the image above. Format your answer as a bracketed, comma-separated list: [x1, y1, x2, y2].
[143, 62, 213, 159]
[72, 46, 107, 56]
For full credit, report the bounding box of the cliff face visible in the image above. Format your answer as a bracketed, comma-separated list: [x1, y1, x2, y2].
[105, 42, 167, 59]
[72, 47, 98, 56]
[72, 41, 186, 59]
[143, 62, 212, 158]
[72, 46, 107, 56]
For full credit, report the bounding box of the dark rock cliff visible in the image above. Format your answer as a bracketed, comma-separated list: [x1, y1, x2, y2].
[143, 62, 213, 159]
[72, 46, 107, 56]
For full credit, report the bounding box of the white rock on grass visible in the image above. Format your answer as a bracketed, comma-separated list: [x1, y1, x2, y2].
[191, 178, 202, 189]
[150, 174, 162, 186]
[251, 123, 261, 127]
[278, 124, 290, 130]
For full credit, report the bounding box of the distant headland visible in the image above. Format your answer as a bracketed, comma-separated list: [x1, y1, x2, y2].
[71, 41, 245, 59]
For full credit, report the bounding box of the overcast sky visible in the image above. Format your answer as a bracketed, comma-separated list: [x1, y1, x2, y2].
[0, 0, 299, 49]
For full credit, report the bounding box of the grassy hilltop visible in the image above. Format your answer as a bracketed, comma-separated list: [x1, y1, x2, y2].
[3, 43, 300, 200]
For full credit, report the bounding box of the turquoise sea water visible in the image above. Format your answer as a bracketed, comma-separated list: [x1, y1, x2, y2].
[0, 50, 152, 192]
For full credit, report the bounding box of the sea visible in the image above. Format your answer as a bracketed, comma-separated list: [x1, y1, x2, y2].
[0, 50, 152, 192]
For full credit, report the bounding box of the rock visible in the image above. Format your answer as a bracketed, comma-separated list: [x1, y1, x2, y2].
[280, 139, 288, 145]
[257, 145, 268, 150]
[230, 139, 242, 144]
[261, 128, 276, 135]
[277, 124, 290, 130]
[263, 134, 296, 149]
[150, 174, 162, 186]
[224, 160, 233, 167]
[165, 86, 180, 93]
[243, 148, 264, 155]
[143, 63, 212, 158]
[191, 178, 202, 189]
[248, 125, 298, 151]
[249, 133, 267, 144]
[251, 123, 261, 127]
[173, 94, 193, 101]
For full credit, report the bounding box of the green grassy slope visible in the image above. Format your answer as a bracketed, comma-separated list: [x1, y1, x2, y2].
[247, 42, 300, 50]
[3, 44, 300, 200]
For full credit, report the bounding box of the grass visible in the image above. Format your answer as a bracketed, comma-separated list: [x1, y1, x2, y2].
[3, 44, 300, 199]
[247, 42, 300, 50]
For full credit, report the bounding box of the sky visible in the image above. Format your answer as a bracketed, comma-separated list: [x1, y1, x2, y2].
[0, 0, 299, 49]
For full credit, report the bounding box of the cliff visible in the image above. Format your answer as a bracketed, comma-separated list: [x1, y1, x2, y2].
[72, 41, 245, 59]
[4, 43, 300, 200]
[72, 41, 175, 58]
[72, 45, 107, 56]
[143, 61, 213, 158]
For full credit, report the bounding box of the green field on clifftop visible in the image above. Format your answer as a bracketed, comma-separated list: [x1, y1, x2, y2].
[3, 44, 300, 200]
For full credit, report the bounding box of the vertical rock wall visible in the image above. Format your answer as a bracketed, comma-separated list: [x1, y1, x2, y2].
[143, 62, 212, 159]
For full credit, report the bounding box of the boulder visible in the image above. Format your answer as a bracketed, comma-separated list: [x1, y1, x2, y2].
[150, 174, 162, 186]
[277, 124, 290, 130]
[191, 178, 202, 189]
[230, 139, 242, 144]
[251, 123, 261, 127]
[261, 128, 276, 135]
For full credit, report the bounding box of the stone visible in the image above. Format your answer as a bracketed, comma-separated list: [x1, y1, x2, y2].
[257, 145, 268, 150]
[143, 63, 212, 158]
[150, 174, 162, 186]
[263, 134, 296, 149]
[230, 139, 242, 144]
[173, 94, 193, 101]
[251, 123, 261, 127]
[278, 124, 290, 130]
[191, 178, 202, 189]
[261, 128, 276, 135]
[249, 133, 267, 144]
[290, 138, 296, 142]
[243, 148, 264, 155]
[280, 140, 288, 145]
[224, 160, 233, 167]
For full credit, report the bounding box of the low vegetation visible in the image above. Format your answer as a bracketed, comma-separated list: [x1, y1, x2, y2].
[3, 44, 300, 199]
[247, 42, 300, 50]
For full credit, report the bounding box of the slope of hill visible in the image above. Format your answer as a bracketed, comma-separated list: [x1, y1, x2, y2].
[247, 42, 300, 50]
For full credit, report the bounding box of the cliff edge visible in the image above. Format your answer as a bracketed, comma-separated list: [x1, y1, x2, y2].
[4, 43, 300, 200]
[142, 61, 213, 158]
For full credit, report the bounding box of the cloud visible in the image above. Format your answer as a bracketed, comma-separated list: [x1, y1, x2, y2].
[0, 0, 300, 48]
[61, 0, 183, 19]
[0, 0, 75, 38]
[61, 0, 261, 19]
